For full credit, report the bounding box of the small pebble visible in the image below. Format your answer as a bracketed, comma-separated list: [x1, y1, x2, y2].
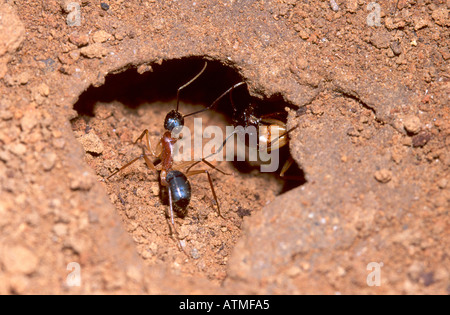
[92, 30, 112, 43]
[412, 131, 431, 148]
[0, 109, 13, 120]
[41, 152, 57, 171]
[78, 132, 104, 154]
[390, 41, 402, 56]
[20, 110, 39, 133]
[37, 83, 50, 97]
[100, 2, 109, 11]
[286, 266, 301, 277]
[53, 223, 68, 237]
[191, 248, 200, 259]
[151, 183, 159, 196]
[437, 178, 448, 189]
[346, 0, 358, 13]
[374, 169, 392, 183]
[414, 17, 429, 30]
[403, 115, 421, 134]
[431, 7, 448, 26]
[68, 32, 89, 47]
[70, 171, 94, 191]
[6, 142, 27, 156]
[69, 50, 80, 61]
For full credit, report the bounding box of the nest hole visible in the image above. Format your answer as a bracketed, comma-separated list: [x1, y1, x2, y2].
[71, 57, 305, 284]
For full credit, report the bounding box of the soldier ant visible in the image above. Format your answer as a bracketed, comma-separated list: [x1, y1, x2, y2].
[107, 61, 243, 252]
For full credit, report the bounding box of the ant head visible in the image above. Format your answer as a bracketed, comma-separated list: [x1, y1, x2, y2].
[164, 110, 184, 132]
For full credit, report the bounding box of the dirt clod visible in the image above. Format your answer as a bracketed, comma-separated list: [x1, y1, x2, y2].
[412, 131, 431, 148]
[374, 169, 392, 183]
[69, 32, 90, 47]
[80, 43, 108, 59]
[1, 245, 39, 275]
[78, 132, 104, 155]
[92, 30, 112, 44]
[403, 115, 422, 134]
[431, 7, 449, 26]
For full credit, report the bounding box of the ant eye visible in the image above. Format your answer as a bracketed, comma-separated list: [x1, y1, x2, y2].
[164, 110, 184, 131]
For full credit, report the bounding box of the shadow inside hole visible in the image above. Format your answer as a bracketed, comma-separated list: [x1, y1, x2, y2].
[73, 58, 244, 117]
[72, 57, 306, 194]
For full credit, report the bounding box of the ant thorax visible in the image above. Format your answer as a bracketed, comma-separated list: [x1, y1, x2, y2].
[160, 131, 177, 173]
[233, 104, 259, 128]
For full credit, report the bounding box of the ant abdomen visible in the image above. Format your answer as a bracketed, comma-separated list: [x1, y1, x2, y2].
[255, 119, 289, 152]
[234, 109, 289, 152]
[166, 170, 191, 216]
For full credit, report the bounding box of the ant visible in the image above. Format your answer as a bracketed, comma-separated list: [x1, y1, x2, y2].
[106, 61, 243, 252]
[188, 82, 299, 179]
[231, 87, 299, 177]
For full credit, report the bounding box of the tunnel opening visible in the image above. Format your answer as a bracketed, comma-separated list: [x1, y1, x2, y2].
[71, 57, 306, 283]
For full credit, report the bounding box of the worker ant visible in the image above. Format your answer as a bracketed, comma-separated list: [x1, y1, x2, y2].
[106, 61, 243, 252]
[188, 82, 300, 179]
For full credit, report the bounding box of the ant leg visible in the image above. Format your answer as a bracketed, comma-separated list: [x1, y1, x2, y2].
[107, 149, 157, 180]
[108, 129, 161, 179]
[229, 82, 238, 114]
[279, 157, 294, 178]
[279, 156, 305, 181]
[167, 186, 176, 225]
[258, 113, 288, 121]
[183, 82, 246, 118]
[176, 61, 208, 112]
[167, 186, 188, 255]
[186, 168, 225, 219]
[198, 159, 229, 175]
[134, 129, 161, 157]
[179, 159, 229, 176]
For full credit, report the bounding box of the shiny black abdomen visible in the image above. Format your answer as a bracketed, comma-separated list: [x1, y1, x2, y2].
[166, 170, 191, 213]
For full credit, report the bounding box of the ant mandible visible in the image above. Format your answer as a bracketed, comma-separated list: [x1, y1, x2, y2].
[107, 61, 243, 252]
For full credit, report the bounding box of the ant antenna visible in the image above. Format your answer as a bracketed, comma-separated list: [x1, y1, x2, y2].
[183, 81, 246, 118]
[176, 61, 208, 112]
[230, 81, 239, 115]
